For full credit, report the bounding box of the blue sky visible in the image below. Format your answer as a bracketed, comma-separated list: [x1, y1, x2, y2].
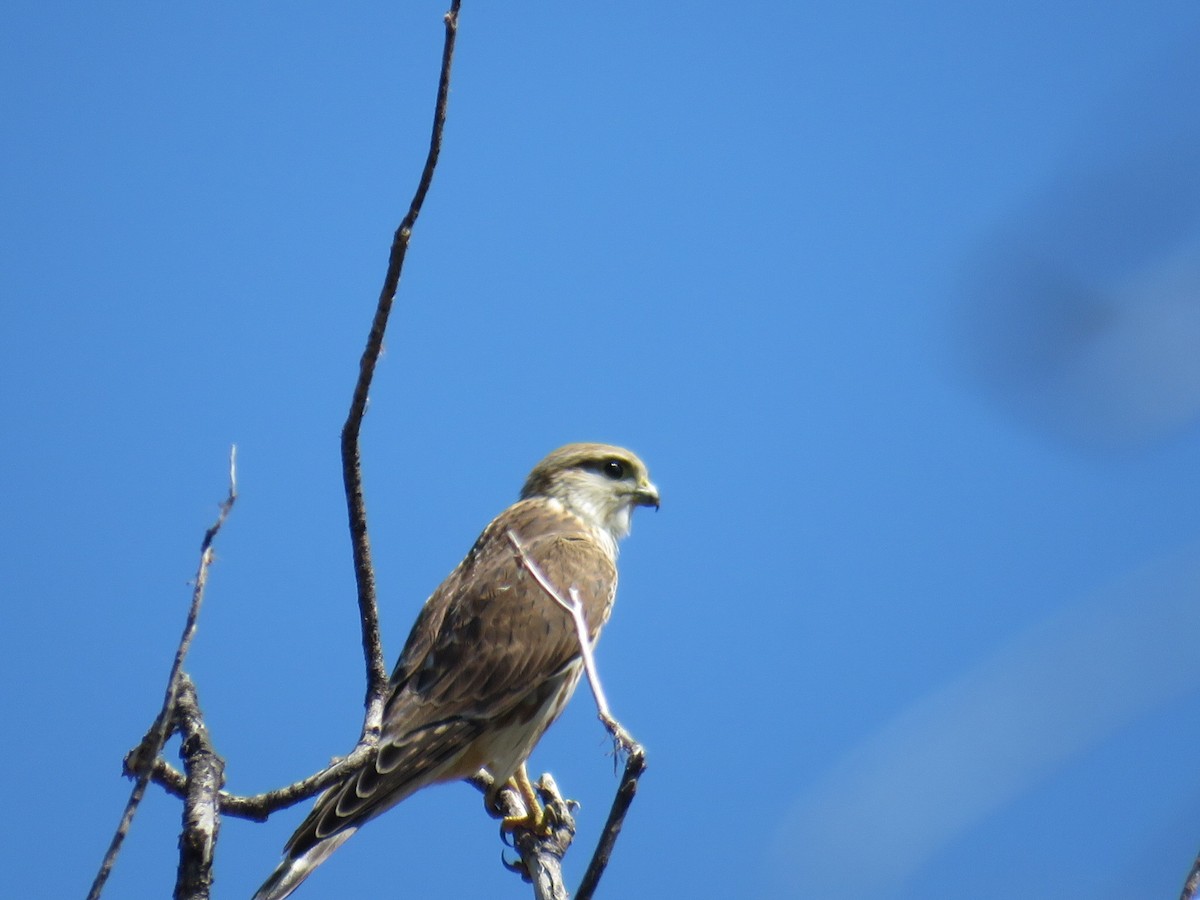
[4, 2, 1200, 898]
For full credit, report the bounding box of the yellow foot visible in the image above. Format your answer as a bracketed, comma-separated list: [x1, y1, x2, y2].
[498, 765, 550, 835]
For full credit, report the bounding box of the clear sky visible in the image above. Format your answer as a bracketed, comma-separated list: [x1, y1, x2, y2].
[4, 3, 1200, 899]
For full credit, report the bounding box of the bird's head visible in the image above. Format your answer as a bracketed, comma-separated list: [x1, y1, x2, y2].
[521, 443, 659, 542]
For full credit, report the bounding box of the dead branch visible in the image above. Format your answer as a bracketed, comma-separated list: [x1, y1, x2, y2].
[122, 2, 464, 833]
[340, 0, 463, 747]
[88, 448, 237, 900]
[505, 530, 648, 899]
[506, 531, 637, 754]
[574, 749, 646, 900]
[173, 675, 225, 900]
[472, 771, 575, 900]
[139, 2, 466, 828]
[99, 7, 651, 899]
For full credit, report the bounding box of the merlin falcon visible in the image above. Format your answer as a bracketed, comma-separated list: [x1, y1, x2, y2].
[253, 442, 659, 900]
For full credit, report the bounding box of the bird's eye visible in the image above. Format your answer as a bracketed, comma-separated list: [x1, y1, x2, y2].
[602, 459, 625, 480]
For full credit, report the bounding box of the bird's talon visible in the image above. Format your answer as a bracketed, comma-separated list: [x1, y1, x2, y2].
[500, 850, 529, 880]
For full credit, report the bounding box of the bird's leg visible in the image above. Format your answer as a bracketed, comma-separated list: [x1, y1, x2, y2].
[499, 764, 549, 835]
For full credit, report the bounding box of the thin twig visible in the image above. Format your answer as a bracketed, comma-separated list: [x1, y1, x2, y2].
[504, 529, 648, 899]
[574, 750, 646, 900]
[88, 448, 238, 900]
[173, 675, 224, 900]
[140, 743, 380, 821]
[340, 0, 463, 748]
[505, 531, 638, 755]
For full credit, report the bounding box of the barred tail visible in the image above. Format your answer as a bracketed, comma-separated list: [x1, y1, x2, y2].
[251, 828, 355, 900]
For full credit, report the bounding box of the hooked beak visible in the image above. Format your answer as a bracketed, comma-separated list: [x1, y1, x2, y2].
[634, 480, 661, 511]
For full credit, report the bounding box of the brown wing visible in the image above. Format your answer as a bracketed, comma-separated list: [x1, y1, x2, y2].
[285, 498, 616, 854]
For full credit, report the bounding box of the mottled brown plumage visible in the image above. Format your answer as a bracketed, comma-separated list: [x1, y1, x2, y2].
[254, 443, 658, 900]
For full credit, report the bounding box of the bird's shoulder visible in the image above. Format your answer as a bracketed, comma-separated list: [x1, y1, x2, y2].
[389, 497, 617, 691]
[464, 496, 615, 573]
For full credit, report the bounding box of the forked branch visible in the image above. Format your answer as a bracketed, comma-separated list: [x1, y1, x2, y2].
[141, 1, 465, 825]
[471, 771, 576, 900]
[87, 448, 237, 900]
[173, 675, 225, 900]
[94, 5, 466, 896]
[95, 7, 651, 900]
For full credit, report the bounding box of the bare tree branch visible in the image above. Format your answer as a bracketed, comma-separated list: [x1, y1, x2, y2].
[340, 0, 463, 748]
[101, 9, 655, 900]
[140, 745, 379, 822]
[574, 749, 646, 900]
[505, 529, 648, 900]
[172, 675, 224, 900]
[88, 448, 237, 900]
[134, 2, 467, 829]
[472, 771, 575, 900]
[506, 531, 637, 753]
[139, 4, 466, 827]
[112, 8, 466, 843]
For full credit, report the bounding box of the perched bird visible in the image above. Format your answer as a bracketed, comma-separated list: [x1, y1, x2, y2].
[253, 442, 659, 900]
